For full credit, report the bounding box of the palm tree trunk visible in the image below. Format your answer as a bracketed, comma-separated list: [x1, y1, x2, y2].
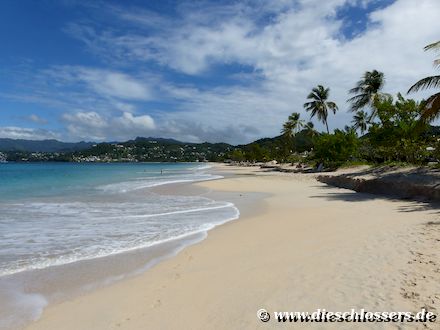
[325, 120, 329, 134]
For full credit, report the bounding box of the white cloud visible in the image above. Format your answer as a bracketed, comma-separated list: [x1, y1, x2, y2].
[26, 114, 48, 124]
[76, 68, 152, 100]
[114, 112, 155, 131]
[44, 66, 152, 101]
[62, 111, 155, 141]
[150, 0, 440, 140]
[0, 127, 59, 140]
[5, 0, 440, 143]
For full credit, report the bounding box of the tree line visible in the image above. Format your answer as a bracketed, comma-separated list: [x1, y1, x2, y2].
[228, 40, 440, 168]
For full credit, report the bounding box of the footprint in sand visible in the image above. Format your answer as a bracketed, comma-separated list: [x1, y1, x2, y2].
[152, 299, 162, 308]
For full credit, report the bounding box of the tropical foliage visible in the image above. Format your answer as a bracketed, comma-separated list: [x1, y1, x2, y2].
[408, 40, 440, 121]
[347, 70, 385, 120]
[360, 94, 430, 164]
[303, 85, 338, 133]
[281, 113, 304, 138]
[313, 130, 359, 168]
[351, 110, 369, 134]
[226, 42, 440, 169]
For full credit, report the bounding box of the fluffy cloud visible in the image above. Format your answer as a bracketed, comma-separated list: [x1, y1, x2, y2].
[59, 0, 439, 143]
[62, 111, 155, 141]
[44, 66, 152, 101]
[5, 0, 440, 143]
[75, 69, 152, 101]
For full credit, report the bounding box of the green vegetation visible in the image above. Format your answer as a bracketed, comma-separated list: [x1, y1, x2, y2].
[347, 69, 385, 120]
[313, 130, 359, 168]
[361, 94, 429, 164]
[303, 85, 338, 133]
[227, 40, 440, 169]
[351, 110, 369, 134]
[408, 41, 440, 121]
[2, 138, 234, 163]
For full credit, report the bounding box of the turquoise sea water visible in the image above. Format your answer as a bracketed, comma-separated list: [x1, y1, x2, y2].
[0, 162, 238, 276]
[0, 162, 239, 329]
[0, 162, 197, 201]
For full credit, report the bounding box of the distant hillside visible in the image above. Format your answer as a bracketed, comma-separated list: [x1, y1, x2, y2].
[0, 134, 304, 162]
[128, 137, 185, 145]
[72, 138, 234, 162]
[0, 136, 238, 162]
[0, 139, 94, 152]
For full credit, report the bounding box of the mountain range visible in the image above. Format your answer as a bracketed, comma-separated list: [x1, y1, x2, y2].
[0, 138, 94, 152]
[0, 137, 198, 153]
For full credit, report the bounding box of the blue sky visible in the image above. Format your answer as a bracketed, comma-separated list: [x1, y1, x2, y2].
[0, 0, 439, 143]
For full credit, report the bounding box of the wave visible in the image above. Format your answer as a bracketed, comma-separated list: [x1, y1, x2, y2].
[97, 173, 222, 193]
[193, 163, 212, 170]
[0, 162, 235, 330]
[0, 200, 239, 276]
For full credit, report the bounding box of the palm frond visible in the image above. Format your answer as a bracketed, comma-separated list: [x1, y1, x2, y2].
[326, 101, 338, 114]
[424, 41, 440, 52]
[408, 75, 440, 93]
[346, 94, 368, 103]
[304, 85, 337, 132]
[349, 86, 364, 94]
[326, 101, 338, 109]
[303, 101, 315, 110]
[421, 92, 440, 121]
[347, 94, 370, 111]
[347, 70, 384, 114]
[306, 91, 319, 101]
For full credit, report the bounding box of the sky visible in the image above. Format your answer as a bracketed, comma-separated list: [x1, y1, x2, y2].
[0, 0, 439, 144]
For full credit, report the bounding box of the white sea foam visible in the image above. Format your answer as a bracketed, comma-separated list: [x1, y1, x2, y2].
[0, 167, 236, 277]
[193, 163, 212, 170]
[0, 163, 236, 330]
[0, 200, 239, 276]
[97, 173, 222, 193]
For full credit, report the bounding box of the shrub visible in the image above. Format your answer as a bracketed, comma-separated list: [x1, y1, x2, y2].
[312, 130, 359, 167]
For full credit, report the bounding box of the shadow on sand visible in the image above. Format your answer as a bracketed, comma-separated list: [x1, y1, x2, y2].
[310, 183, 440, 216]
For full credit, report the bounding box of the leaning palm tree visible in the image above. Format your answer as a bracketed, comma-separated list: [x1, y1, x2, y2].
[303, 121, 317, 138]
[347, 70, 385, 120]
[351, 110, 369, 134]
[408, 41, 440, 121]
[280, 112, 304, 159]
[281, 112, 304, 138]
[303, 85, 338, 133]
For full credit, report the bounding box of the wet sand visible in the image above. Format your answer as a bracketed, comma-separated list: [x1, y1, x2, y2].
[26, 164, 440, 329]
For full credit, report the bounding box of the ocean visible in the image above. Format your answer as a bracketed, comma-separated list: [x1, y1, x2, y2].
[0, 162, 238, 329]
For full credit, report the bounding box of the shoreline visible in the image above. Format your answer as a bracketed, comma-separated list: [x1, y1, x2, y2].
[24, 164, 440, 329]
[1, 163, 249, 330]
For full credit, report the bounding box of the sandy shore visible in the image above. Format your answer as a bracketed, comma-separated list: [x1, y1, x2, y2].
[26, 164, 440, 329]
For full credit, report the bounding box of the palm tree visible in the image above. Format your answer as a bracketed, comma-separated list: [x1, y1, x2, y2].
[351, 110, 369, 134]
[304, 121, 317, 138]
[281, 112, 304, 138]
[347, 70, 385, 120]
[408, 41, 440, 121]
[280, 112, 304, 159]
[303, 85, 338, 133]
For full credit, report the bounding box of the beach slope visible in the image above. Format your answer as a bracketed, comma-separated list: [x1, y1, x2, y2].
[27, 168, 440, 329]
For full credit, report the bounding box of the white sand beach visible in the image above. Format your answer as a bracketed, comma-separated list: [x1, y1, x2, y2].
[26, 164, 440, 329]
